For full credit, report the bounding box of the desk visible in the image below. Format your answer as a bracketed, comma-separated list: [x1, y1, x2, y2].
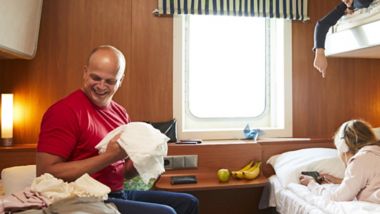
[155, 169, 268, 191]
[155, 139, 332, 213]
[155, 169, 268, 214]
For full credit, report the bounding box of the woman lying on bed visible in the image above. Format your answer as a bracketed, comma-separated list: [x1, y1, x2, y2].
[300, 119, 380, 203]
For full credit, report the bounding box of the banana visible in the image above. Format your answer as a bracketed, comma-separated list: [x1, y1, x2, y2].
[231, 171, 245, 179]
[247, 161, 261, 172]
[243, 162, 262, 180]
[231, 160, 254, 179]
[238, 160, 255, 172]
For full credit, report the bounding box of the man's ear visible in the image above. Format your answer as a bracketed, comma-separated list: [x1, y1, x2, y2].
[82, 65, 88, 79]
[118, 74, 125, 88]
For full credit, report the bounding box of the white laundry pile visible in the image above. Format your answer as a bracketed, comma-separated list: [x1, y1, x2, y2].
[31, 173, 111, 204]
[96, 122, 169, 184]
[1, 173, 117, 214]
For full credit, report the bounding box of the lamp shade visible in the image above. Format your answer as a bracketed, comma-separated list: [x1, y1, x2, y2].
[1, 93, 13, 139]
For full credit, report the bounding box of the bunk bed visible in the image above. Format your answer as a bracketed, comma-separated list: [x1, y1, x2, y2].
[325, 0, 380, 58]
[332, 0, 380, 33]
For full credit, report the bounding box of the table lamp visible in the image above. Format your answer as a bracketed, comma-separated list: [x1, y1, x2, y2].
[1, 93, 13, 146]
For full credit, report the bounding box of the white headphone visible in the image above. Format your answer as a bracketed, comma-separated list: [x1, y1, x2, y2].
[335, 122, 350, 153]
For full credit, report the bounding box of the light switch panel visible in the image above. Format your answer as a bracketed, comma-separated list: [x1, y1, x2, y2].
[184, 155, 198, 168]
[164, 155, 198, 169]
[172, 156, 185, 168]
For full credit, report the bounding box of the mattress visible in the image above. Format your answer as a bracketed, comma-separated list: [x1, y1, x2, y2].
[332, 0, 380, 33]
[267, 175, 380, 214]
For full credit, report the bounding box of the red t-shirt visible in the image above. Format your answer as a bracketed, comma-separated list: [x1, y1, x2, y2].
[37, 90, 130, 191]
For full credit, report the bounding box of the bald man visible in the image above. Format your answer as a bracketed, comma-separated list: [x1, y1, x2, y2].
[37, 45, 198, 214]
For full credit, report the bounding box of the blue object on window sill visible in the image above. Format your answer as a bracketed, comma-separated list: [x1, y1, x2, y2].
[243, 124, 262, 140]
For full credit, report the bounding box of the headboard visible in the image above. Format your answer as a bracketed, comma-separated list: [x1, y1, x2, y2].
[0, 144, 36, 178]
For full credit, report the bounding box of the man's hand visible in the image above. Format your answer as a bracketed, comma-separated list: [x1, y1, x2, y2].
[104, 133, 128, 162]
[313, 48, 328, 78]
[107, 134, 138, 179]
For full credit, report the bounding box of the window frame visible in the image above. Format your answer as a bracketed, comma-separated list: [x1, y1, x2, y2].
[173, 15, 293, 140]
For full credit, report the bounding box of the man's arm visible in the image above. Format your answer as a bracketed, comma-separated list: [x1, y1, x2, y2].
[36, 135, 127, 182]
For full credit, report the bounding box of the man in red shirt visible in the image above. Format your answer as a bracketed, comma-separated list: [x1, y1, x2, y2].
[37, 45, 198, 214]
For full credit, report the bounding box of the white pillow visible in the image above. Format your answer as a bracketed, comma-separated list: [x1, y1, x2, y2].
[267, 148, 345, 187]
[1, 165, 36, 195]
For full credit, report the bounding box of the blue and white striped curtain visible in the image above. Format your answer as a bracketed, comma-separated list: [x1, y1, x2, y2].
[156, 0, 309, 21]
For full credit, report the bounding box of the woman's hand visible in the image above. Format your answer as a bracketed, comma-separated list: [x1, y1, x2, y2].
[320, 173, 343, 184]
[313, 48, 328, 78]
[299, 175, 316, 186]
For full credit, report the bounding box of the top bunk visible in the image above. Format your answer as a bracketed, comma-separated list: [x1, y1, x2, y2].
[325, 0, 380, 58]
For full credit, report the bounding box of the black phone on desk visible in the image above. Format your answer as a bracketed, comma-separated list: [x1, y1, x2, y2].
[301, 171, 323, 184]
[170, 175, 197, 185]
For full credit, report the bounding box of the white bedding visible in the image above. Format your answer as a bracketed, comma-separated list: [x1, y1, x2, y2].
[268, 175, 324, 214]
[268, 175, 380, 214]
[332, 0, 380, 32]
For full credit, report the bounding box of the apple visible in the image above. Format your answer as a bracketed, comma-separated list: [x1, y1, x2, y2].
[217, 168, 230, 182]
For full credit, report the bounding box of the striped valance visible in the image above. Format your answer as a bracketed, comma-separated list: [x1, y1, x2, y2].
[155, 0, 309, 21]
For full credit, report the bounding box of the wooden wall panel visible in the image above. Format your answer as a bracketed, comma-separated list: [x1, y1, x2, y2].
[0, 0, 133, 145]
[126, 0, 173, 122]
[0, 0, 380, 146]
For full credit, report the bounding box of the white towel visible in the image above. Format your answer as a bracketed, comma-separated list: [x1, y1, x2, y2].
[96, 122, 169, 184]
[72, 173, 111, 198]
[30, 173, 72, 204]
[30, 173, 110, 204]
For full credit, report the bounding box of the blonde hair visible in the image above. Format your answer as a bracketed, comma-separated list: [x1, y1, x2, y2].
[335, 119, 379, 154]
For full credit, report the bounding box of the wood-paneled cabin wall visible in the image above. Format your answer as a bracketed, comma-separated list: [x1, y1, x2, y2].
[0, 0, 380, 145]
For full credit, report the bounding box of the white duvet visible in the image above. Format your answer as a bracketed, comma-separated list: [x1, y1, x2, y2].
[277, 182, 380, 214]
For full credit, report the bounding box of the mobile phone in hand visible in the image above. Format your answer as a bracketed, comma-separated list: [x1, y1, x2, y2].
[301, 171, 323, 184]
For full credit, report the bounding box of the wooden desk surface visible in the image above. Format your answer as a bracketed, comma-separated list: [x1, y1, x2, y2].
[155, 169, 268, 192]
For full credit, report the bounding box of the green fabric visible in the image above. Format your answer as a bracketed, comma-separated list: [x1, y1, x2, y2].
[124, 176, 155, 191]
